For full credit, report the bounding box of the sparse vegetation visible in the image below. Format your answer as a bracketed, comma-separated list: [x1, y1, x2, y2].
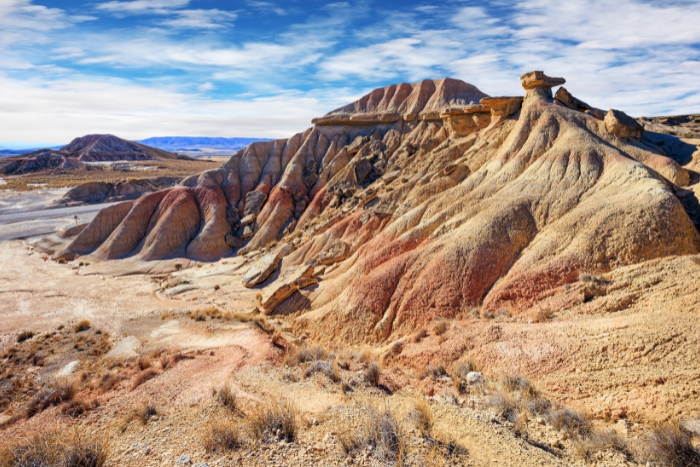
[573, 429, 631, 461]
[0, 430, 109, 467]
[203, 418, 243, 453]
[365, 362, 381, 387]
[16, 331, 34, 343]
[214, 381, 238, 413]
[62, 398, 98, 417]
[432, 320, 448, 336]
[338, 405, 406, 463]
[26, 380, 77, 418]
[641, 424, 700, 467]
[246, 400, 298, 443]
[73, 320, 91, 333]
[547, 408, 593, 438]
[131, 367, 159, 390]
[418, 363, 447, 380]
[409, 398, 433, 435]
[412, 328, 428, 343]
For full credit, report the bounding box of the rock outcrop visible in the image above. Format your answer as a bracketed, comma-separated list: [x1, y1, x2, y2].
[57, 177, 181, 205]
[48, 72, 700, 344]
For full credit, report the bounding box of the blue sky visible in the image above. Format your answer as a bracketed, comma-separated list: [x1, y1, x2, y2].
[2, 0, 700, 146]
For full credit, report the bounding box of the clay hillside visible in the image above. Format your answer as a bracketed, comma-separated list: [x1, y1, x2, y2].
[50, 72, 699, 331]
[0, 134, 191, 175]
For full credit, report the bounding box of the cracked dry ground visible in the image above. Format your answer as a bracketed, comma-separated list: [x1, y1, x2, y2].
[0, 240, 698, 466]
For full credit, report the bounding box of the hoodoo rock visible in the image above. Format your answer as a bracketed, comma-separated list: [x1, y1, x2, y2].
[49, 71, 700, 343]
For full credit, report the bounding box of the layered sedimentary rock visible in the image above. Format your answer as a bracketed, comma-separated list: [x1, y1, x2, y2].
[0, 134, 188, 175]
[52, 72, 700, 343]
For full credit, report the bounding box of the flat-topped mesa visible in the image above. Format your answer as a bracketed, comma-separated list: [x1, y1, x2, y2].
[520, 70, 565, 101]
[440, 104, 492, 137]
[312, 78, 488, 126]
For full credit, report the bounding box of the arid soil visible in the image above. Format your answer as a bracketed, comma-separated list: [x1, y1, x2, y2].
[0, 240, 698, 466]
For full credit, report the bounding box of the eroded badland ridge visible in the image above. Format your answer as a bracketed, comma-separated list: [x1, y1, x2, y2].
[1, 71, 700, 467]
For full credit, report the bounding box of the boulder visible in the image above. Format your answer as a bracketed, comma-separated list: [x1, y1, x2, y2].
[224, 234, 242, 249]
[242, 252, 281, 288]
[240, 214, 256, 225]
[256, 264, 318, 314]
[243, 190, 267, 217]
[605, 109, 644, 139]
[466, 372, 483, 384]
[319, 241, 349, 265]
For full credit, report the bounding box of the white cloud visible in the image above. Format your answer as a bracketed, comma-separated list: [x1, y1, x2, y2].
[160, 9, 237, 29]
[0, 0, 93, 33]
[0, 72, 354, 143]
[95, 0, 190, 15]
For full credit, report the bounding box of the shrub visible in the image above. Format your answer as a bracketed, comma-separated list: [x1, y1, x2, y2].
[303, 360, 340, 383]
[409, 398, 433, 435]
[532, 308, 555, 323]
[547, 408, 592, 438]
[203, 418, 243, 453]
[98, 372, 123, 392]
[418, 364, 447, 380]
[339, 405, 405, 463]
[365, 363, 381, 387]
[246, 400, 298, 443]
[271, 330, 285, 348]
[26, 380, 77, 418]
[214, 382, 237, 413]
[73, 320, 91, 333]
[433, 320, 448, 336]
[500, 375, 539, 400]
[412, 328, 428, 343]
[16, 331, 34, 343]
[642, 424, 700, 467]
[573, 430, 631, 461]
[487, 392, 519, 423]
[134, 402, 157, 424]
[62, 398, 98, 417]
[0, 431, 108, 467]
[131, 368, 159, 390]
[284, 345, 327, 367]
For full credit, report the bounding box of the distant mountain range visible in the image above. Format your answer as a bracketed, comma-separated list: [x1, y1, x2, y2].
[136, 137, 271, 153]
[0, 137, 270, 158]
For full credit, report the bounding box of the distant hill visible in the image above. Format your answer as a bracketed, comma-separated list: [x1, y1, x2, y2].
[136, 137, 271, 154]
[0, 134, 190, 175]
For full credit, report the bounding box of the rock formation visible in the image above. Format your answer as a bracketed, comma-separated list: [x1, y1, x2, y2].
[56, 177, 181, 205]
[50, 72, 700, 343]
[0, 134, 189, 175]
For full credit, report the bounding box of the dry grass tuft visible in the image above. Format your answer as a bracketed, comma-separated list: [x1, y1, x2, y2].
[365, 362, 381, 387]
[284, 345, 327, 367]
[0, 430, 109, 467]
[409, 398, 433, 435]
[412, 328, 428, 343]
[134, 402, 157, 424]
[573, 430, 632, 461]
[271, 329, 285, 348]
[418, 363, 447, 380]
[641, 424, 700, 467]
[547, 408, 592, 438]
[26, 380, 77, 418]
[532, 308, 555, 323]
[16, 331, 34, 343]
[73, 320, 91, 333]
[214, 382, 238, 413]
[432, 320, 448, 336]
[62, 398, 98, 417]
[246, 400, 298, 443]
[131, 368, 160, 390]
[203, 418, 243, 453]
[338, 405, 406, 463]
[303, 360, 340, 383]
